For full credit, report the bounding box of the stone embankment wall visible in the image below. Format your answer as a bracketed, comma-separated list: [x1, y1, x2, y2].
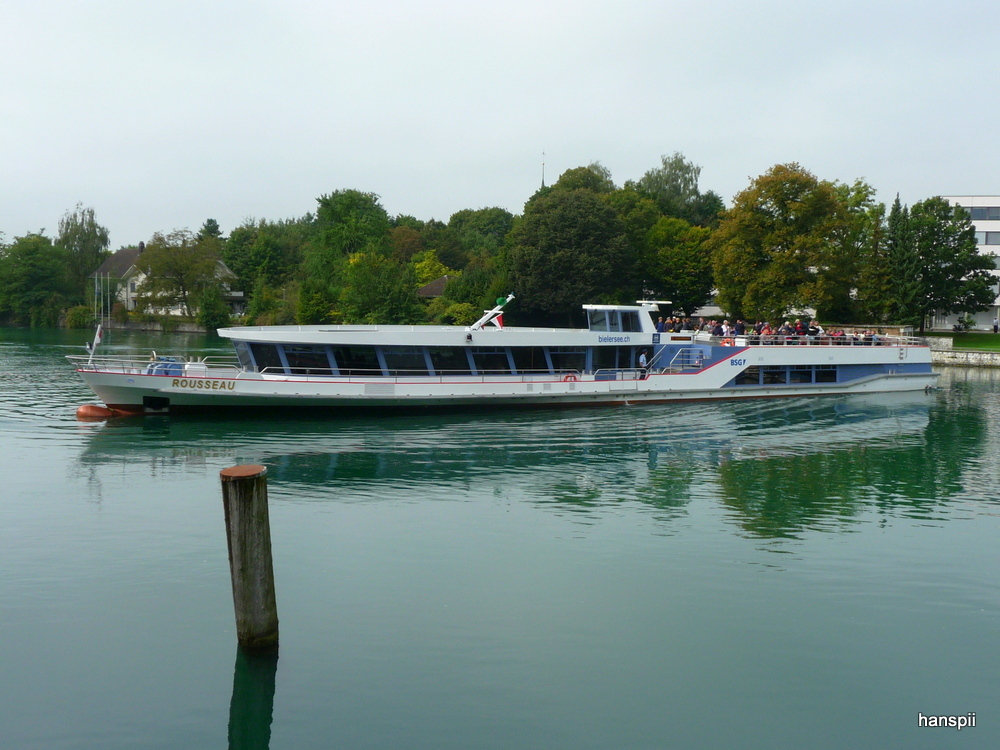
[923, 336, 1000, 367]
[106, 320, 206, 333]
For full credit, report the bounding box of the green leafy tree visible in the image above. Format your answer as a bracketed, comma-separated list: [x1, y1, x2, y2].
[137, 230, 221, 317]
[813, 180, 881, 323]
[907, 197, 995, 332]
[420, 220, 466, 270]
[226, 218, 309, 290]
[65, 305, 95, 328]
[708, 163, 842, 323]
[246, 278, 297, 325]
[411, 249, 458, 285]
[552, 162, 616, 194]
[56, 204, 110, 299]
[602, 185, 663, 271]
[506, 189, 634, 325]
[339, 252, 423, 324]
[195, 283, 232, 333]
[314, 190, 391, 258]
[390, 225, 425, 263]
[0, 233, 72, 326]
[632, 152, 724, 226]
[301, 190, 392, 319]
[448, 207, 515, 243]
[646, 217, 713, 315]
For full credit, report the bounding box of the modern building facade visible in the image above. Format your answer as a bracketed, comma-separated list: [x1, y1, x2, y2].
[933, 196, 1000, 331]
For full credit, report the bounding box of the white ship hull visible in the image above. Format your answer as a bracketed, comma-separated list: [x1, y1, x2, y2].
[74, 343, 937, 413]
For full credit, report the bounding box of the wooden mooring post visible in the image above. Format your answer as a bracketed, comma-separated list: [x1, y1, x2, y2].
[220, 465, 279, 648]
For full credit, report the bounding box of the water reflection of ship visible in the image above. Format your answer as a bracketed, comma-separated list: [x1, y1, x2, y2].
[78, 392, 931, 475]
[76, 392, 941, 534]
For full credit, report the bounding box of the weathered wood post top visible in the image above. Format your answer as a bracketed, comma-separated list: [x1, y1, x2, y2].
[221, 464, 279, 649]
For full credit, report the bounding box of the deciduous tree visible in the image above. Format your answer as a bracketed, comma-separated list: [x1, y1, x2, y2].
[506, 189, 634, 325]
[137, 230, 221, 317]
[709, 163, 841, 323]
[645, 217, 713, 315]
[0, 233, 72, 326]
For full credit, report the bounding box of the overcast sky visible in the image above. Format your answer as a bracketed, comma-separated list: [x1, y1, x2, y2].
[2, 0, 997, 248]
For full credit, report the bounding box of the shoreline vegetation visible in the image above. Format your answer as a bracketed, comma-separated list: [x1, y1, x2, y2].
[1, 156, 994, 336]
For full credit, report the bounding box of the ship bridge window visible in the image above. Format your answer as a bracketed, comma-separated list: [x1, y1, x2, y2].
[511, 346, 549, 374]
[620, 311, 640, 332]
[471, 347, 512, 374]
[588, 310, 609, 331]
[233, 341, 253, 371]
[283, 345, 333, 375]
[331, 345, 382, 376]
[382, 346, 430, 376]
[548, 347, 586, 374]
[248, 343, 284, 374]
[427, 347, 472, 376]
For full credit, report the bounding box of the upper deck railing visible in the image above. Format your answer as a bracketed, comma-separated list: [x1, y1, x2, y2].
[695, 333, 924, 347]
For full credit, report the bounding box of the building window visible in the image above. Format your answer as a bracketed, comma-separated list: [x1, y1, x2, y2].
[971, 207, 1000, 221]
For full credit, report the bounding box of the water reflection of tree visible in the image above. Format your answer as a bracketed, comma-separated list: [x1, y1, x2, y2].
[716, 391, 984, 539]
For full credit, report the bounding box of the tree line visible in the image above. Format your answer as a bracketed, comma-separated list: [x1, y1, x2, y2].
[0, 156, 992, 333]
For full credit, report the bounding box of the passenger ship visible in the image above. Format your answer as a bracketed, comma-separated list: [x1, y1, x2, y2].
[69, 296, 937, 414]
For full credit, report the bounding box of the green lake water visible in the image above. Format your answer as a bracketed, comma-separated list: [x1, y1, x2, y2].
[2, 328, 998, 749]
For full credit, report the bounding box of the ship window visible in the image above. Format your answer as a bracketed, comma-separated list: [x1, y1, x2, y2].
[510, 346, 549, 374]
[382, 346, 429, 376]
[620, 311, 641, 332]
[815, 365, 837, 383]
[762, 366, 787, 385]
[249, 343, 284, 374]
[427, 347, 471, 376]
[735, 366, 760, 386]
[790, 366, 812, 384]
[283, 345, 333, 375]
[588, 310, 608, 331]
[233, 341, 253, 371]
[471, 347, 511, 374]
[331, 345, 382, 376]
[548, 347, 586, 374]
[592, 346, 618, 370]
[592, 345, 633, 370]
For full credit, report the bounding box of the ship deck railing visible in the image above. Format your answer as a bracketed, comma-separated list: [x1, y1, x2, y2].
[697, 333, 924, 347]
[67, 354, 242, 374]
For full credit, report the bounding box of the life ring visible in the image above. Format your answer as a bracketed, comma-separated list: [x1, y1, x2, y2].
[563, 374, 579, 382]
[721, 338, 734, 346]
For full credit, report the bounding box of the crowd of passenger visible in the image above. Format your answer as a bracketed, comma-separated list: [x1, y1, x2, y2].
[654, 316, 893, 345]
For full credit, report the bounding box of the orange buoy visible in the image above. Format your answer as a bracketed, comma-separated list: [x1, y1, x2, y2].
[76, 404, 116, 421]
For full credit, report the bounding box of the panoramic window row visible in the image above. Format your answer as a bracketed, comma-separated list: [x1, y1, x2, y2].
[965, 206, 1000, 221]
[730, 365, 838, 387]
[233, 342, 645, 377]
